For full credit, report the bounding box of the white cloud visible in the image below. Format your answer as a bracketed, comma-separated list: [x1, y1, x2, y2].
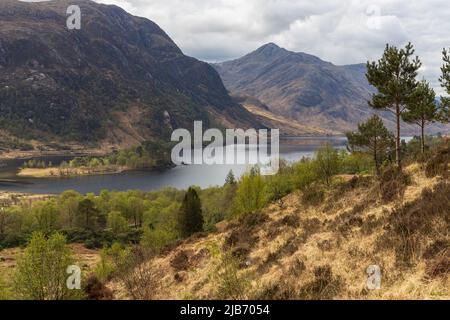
[94, 0, 450, 95]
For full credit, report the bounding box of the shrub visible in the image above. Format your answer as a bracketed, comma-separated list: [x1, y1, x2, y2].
[214, 248, 252, 300]
[424, 140, 450, 178]
[232, 169, 267, 217]
[13, 232, 83, 300]
[314, 144, 340, 186]
[377, 165, 410, 202]
[292, 160, 318, 190]
[116, 246, 157, 300]
[301, 185, 325, 206]
[298, 265, 343, 300]
[84, 274, 113, 300]
[378, 181, 450, 266]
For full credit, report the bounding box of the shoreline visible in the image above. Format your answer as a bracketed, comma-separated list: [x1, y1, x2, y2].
[0, 149, 106, 161]
[17, 165, 130, 179]
[0, 135, 350, 161]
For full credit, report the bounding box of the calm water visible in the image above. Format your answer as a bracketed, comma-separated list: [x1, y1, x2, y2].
[0, 137, 349, 194]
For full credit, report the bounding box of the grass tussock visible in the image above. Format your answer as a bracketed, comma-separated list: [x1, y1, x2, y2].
[377, 166, 411, 202]
[424, 141, 450, 178]
[377, 181, 450, 267]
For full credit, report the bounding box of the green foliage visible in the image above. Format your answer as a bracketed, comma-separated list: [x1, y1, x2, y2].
[66, 140, 173, 170]
[314, 144, 340, 186]
[21, 159, 51, 169]
[213, 247, 252, 300]
[13, 232, 83, 300]
[140, 226, 177, 254]
[0, 277, 12, 300]
[177, 187, 204, 237]
[225, 170, 237, 186]
[94, 242, 129, 282]
[403, 80, 439, 154]
[366, 42, 422, 168]
[107, 211, 129, 235]
[346, 115, 395, 172]
[76, 198, 103, 231]
[264, 164, 294, 207]
[292, 160, 318, 190]
[232, 168, 267, 217]
[200, 185, 236, 231]
[339, 151, 374, 174]
[439, 48, 450, 122]
[31, 200, 59, 235]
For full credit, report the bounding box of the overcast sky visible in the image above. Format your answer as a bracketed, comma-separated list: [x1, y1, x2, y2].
[27, 0, 450, 95]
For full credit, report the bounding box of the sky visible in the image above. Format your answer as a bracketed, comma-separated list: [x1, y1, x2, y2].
[25, 0, 450, 95]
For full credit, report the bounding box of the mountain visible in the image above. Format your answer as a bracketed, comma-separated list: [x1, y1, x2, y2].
[213, 43, 439, 135]
[0, 0, 261, 153]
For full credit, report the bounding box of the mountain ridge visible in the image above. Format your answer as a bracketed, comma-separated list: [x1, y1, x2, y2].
[212, 43, 445, 135]
[0, 0, 262, 154]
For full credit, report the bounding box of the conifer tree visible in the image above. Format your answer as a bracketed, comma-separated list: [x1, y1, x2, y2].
[177, 187, 203, 237]
[366, 43, 421, 169]
[225, 170, 237, 186]
[402, 80, 439, 154]
[347, 115, 394, 173]
[439, 48, 450, 122]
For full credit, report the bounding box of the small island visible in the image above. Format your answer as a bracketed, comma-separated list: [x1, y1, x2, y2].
[16, 141, 173, 178]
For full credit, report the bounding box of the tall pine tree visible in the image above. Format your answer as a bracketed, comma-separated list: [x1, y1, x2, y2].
[366, 42, 421, 169]
[402, 80, 438, 154]
[177, 187, 203, 237]
[439, 48, 450, 122]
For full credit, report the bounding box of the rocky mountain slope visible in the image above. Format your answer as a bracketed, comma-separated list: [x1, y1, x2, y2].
[213, 43, 447, 135]
[0, 0, 261, 153]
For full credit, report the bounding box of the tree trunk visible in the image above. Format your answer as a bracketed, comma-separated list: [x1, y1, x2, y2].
[421, 119, 425, 155]
[395, 103, 402, 170]
[373, 139, 379, 175]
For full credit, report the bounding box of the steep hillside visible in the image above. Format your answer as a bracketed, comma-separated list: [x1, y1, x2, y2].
[213, 43, 447, 135]
[232, 94, 336, 136]
[0, 0, 261, 153]
[110, 163, 450, 300]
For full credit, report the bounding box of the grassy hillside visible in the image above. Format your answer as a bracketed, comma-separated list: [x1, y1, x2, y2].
[108, 143, 449, 299]
[0, 138, 448, 300]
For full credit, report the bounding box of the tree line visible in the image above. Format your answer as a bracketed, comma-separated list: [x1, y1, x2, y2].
[364, 43, 450, 170]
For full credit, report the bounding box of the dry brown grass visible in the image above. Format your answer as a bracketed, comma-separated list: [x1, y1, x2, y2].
[107, 163, 449, 300]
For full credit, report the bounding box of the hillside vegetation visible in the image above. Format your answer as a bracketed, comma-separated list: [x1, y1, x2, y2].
[108, 143, 449, 299]
[0, 137, 448, 300]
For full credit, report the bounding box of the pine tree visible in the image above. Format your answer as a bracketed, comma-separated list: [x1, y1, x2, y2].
[347, 115, 395, 173]
[402, 80, 438, 154]
[225, 170, 236, 186]
[77, 198, 101, 230]
[366, 42, 421, 169]
[439, 48, 450, 122]
[177, 187, 203, 237]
